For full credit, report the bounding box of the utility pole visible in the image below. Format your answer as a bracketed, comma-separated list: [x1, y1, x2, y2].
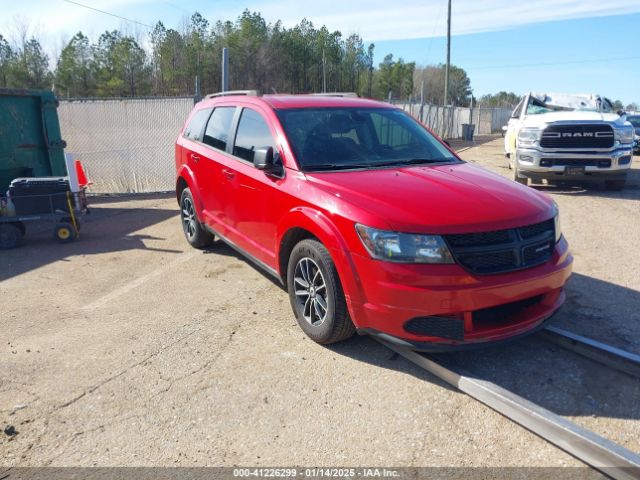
[443, 0, 451, 107]
[322, 48, 327, 93]
[221, 47, 229, 92]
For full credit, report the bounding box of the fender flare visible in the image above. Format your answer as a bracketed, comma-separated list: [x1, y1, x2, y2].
[276, 207, 366, 309]
[176, 165, 205, 220]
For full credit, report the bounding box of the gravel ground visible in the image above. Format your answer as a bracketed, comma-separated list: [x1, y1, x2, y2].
[0, 138, 638, 470]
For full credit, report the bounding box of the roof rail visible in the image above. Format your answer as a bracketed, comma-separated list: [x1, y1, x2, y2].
[310, 92, 359, 98]
[205, 90, 261, 99]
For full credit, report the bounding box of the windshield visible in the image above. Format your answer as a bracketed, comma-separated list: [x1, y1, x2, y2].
[627, 116, 640, 128]
[526, 94, 614, 115]
[275, 107, 459, 172]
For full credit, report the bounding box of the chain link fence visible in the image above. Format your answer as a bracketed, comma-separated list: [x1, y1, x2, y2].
[58, 97, 194, 194]
[393, 101, 512, 139]
[58, 96, 512, 194]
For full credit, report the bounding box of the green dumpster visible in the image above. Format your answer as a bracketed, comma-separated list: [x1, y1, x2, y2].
[0, 88, 67, 193]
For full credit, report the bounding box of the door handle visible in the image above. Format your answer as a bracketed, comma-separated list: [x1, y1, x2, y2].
[222, 169, 236, 180]
[191, 153, 200, 163]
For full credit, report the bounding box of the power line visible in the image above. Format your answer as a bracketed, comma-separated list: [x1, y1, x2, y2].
[61, 0, 154, 30]
[469, 55, 640, 70]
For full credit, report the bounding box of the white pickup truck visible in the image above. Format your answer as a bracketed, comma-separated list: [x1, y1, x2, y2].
[504, 93, 634, 190]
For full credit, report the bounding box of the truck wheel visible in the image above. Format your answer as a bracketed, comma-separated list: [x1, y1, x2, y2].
[0, 223, 24, 249]
[180, 188, 213, 249]
[514, 168, 528, 186]
[605, 179, 626, 191]
[287, 239, 355, 345]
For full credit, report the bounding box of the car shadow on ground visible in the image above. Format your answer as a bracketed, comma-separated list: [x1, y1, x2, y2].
[0, 202, 179, 282]
[326, 272, 640, 422]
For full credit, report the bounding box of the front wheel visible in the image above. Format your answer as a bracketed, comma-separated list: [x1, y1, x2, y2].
[287, 239, 355, 344]
[180, 188, 213, 249]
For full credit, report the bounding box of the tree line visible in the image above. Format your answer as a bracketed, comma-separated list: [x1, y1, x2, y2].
[4, 9, 633, 109]
[0, 10, 481, 105]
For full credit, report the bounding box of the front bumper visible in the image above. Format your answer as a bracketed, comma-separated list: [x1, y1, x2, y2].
[347, 236, 573, 351]
[516, 147, 632, 181]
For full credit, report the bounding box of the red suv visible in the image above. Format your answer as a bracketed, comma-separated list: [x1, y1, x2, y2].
[175, 91, 572, 351]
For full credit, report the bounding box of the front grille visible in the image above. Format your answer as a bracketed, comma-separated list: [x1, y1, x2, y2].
[457, 251, 516, 272]
[540, 124, 614, 149]
[539, 158, 611, 168]
[444, 219, 555, 275]
[446, 230, 510, 247]
[519, 219, 554, 239]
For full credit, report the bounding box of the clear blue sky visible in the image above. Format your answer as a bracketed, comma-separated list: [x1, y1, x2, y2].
[375, 14, 640, 105]
[2, 0, 639, 104]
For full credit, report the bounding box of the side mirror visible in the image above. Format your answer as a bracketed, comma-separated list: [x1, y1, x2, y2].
[254, 147, 283, 177]
[254, 147, 274, 170]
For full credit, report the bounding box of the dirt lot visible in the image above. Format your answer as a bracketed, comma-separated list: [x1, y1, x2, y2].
[1, 137, 639, 468]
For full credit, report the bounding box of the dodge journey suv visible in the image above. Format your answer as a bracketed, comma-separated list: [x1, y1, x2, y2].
[175, 91, 572, 351]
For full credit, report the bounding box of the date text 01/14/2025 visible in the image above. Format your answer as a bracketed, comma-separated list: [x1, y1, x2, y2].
[232, 468, 400, 478]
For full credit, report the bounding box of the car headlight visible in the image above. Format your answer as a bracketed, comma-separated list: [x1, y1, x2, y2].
[517, 127, 542, 147]
[355, 224, 454, 264]
[615, 126, 634, 144]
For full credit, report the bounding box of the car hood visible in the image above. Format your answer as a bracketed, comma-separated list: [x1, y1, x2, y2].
[306, 163, 554, 234]
[522, 110, 623, 127]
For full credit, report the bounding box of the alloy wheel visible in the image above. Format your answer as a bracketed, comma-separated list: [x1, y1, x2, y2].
[181, 196, 197, 239]
[293, 257, 328, 326]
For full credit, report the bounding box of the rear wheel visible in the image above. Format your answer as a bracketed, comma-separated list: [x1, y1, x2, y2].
[287, 239, 355, 344]
[54, 222, 77, 243]
[180, 188, 213, 249]
[605, 178, 626, 191]
[0, 223, 24, 249]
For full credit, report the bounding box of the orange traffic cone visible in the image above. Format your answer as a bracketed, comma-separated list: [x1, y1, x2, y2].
[75, 160, 92, 188]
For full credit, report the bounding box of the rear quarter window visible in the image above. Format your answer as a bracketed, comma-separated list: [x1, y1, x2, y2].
[183, 108, 212, 141]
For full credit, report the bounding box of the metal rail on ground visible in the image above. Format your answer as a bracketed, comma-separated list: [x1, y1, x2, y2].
[540, 326, 640, 379]
[377, 339, 640, 480]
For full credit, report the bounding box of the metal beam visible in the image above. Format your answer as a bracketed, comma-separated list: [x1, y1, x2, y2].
[378, 339, 640, 480]
[540, 326, 640, 379]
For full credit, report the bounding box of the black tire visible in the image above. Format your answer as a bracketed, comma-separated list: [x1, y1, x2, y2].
[54, 222, 77, 243]
[0, 223, 24, 249]
[287, 239, 355, 344]
[605, 179, 626, 191]
[180, 188, 213, 249]
[514, 168, 528, 186]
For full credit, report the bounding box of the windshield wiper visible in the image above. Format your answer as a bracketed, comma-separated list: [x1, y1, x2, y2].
[369, 158, 450, 167]
[305, 163, 374, 171]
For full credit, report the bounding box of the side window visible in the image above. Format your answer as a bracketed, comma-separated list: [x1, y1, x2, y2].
[203, 107, 236, 151]
[233, 108, 276, 163]
[183, 108, 212, 141]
